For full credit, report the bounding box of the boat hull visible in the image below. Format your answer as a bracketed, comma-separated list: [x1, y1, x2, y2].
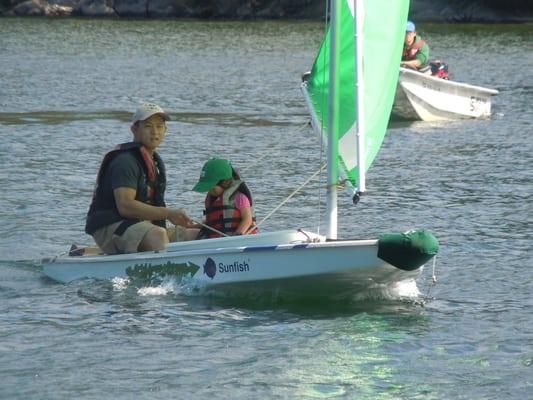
[392, 67, 499, 121]
[42, 230, 437, 299]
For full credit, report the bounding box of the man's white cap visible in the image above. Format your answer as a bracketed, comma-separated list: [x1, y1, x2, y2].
[131, 102, 170, 124]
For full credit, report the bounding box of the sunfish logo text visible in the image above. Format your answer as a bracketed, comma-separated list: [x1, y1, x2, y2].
[218, 260, 250, 273]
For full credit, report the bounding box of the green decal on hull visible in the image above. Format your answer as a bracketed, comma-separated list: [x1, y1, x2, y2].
[378, 230, 439, 271]
[126, 261, 200, 281]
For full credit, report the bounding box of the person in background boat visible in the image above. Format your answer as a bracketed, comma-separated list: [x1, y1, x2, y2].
[400, 21, 429, 71]
[192, 158, 258, 238]
[84, 102, 197, 255]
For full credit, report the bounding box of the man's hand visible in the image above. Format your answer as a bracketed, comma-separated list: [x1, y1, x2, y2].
[167, 208, 194, 228]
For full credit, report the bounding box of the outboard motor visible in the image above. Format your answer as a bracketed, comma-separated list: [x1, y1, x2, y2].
[430, 60, 449, 80]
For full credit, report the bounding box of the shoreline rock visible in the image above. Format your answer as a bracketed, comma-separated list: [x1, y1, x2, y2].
[2, 0, 532, 22]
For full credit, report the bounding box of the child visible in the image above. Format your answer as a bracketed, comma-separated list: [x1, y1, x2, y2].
[192, 158, 258, 238]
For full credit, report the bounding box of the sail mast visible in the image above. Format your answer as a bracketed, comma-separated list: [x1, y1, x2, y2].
[354, 0, 366, 194]
[326, 0, 342, 239]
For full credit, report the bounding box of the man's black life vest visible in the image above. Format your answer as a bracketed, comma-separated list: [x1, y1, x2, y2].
[85, 142, 166, 235]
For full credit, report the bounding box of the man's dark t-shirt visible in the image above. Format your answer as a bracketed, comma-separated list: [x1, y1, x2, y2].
[85, 151, 156, 235]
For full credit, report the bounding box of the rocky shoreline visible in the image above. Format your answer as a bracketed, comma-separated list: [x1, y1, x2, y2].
[1, 0, 532, 22]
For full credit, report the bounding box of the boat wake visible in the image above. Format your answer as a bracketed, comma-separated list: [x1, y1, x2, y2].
[110, 273, 422, 306]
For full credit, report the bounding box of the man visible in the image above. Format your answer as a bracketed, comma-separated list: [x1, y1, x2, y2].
[85, 102, 195, 254]
[401, 21, 429, 71]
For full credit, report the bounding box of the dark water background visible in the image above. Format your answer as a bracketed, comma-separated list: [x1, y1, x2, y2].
[0, 19, 532, 399]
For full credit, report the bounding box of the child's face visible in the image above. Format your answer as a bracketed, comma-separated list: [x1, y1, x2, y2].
[208, 185, 224, 197]
[208, 179, 232, 197]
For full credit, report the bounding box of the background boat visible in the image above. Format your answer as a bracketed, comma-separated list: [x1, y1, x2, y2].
[392, 64, 499, 121]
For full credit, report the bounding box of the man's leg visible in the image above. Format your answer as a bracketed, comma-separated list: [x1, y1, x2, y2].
[115, 221, 168, 253]
[138, 226, 168, 252]
[92, 221, 123, 255]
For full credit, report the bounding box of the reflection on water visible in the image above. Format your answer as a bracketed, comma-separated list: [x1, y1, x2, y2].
[0, 111, 130, 125]
[0, 110, 302, 127]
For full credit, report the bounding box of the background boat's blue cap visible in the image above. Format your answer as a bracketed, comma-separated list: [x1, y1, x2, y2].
[406, 21, 416, 32]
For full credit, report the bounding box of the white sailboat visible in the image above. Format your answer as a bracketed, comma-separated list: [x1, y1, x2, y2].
[393, 67, 499, 121]
[42, 0, 439, 300]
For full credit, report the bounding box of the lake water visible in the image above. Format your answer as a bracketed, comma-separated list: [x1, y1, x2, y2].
[0, 18, 532, 399]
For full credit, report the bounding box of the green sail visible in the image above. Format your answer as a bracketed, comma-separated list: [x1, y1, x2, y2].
[305, 0, 409, 187]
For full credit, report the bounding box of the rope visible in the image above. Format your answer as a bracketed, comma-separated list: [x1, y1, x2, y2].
[255, 164, 326, 229]
[431, 255, 438, 284]
[421, 255, 438, 306]
[176, 122, 311, 197]
[240, 122, 310, 174]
